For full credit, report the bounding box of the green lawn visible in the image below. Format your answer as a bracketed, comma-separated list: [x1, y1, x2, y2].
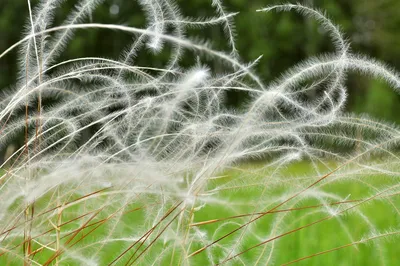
[191, 162, 400, 265]
[1, 162, 399, 265]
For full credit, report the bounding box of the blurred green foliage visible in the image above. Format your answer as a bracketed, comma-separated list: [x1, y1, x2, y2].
[1, 0, 399, 121]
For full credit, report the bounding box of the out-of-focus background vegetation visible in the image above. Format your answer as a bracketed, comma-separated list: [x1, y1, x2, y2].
[1, 0, 399, 121]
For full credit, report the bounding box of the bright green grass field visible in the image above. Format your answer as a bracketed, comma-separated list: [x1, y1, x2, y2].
[191, 162, 400, 266]
[1, 162, 399, 265]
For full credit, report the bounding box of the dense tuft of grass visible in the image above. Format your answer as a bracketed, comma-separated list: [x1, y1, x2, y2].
[0, 1, 399, 265]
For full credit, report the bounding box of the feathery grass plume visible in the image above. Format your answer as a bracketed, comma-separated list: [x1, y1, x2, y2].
[0, 1, 400, 265]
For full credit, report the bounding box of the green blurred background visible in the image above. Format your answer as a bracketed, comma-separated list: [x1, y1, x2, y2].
[0, 0, 399, 122]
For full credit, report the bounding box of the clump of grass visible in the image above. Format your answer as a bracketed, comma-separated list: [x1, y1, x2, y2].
[0, 1, 400, 265]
